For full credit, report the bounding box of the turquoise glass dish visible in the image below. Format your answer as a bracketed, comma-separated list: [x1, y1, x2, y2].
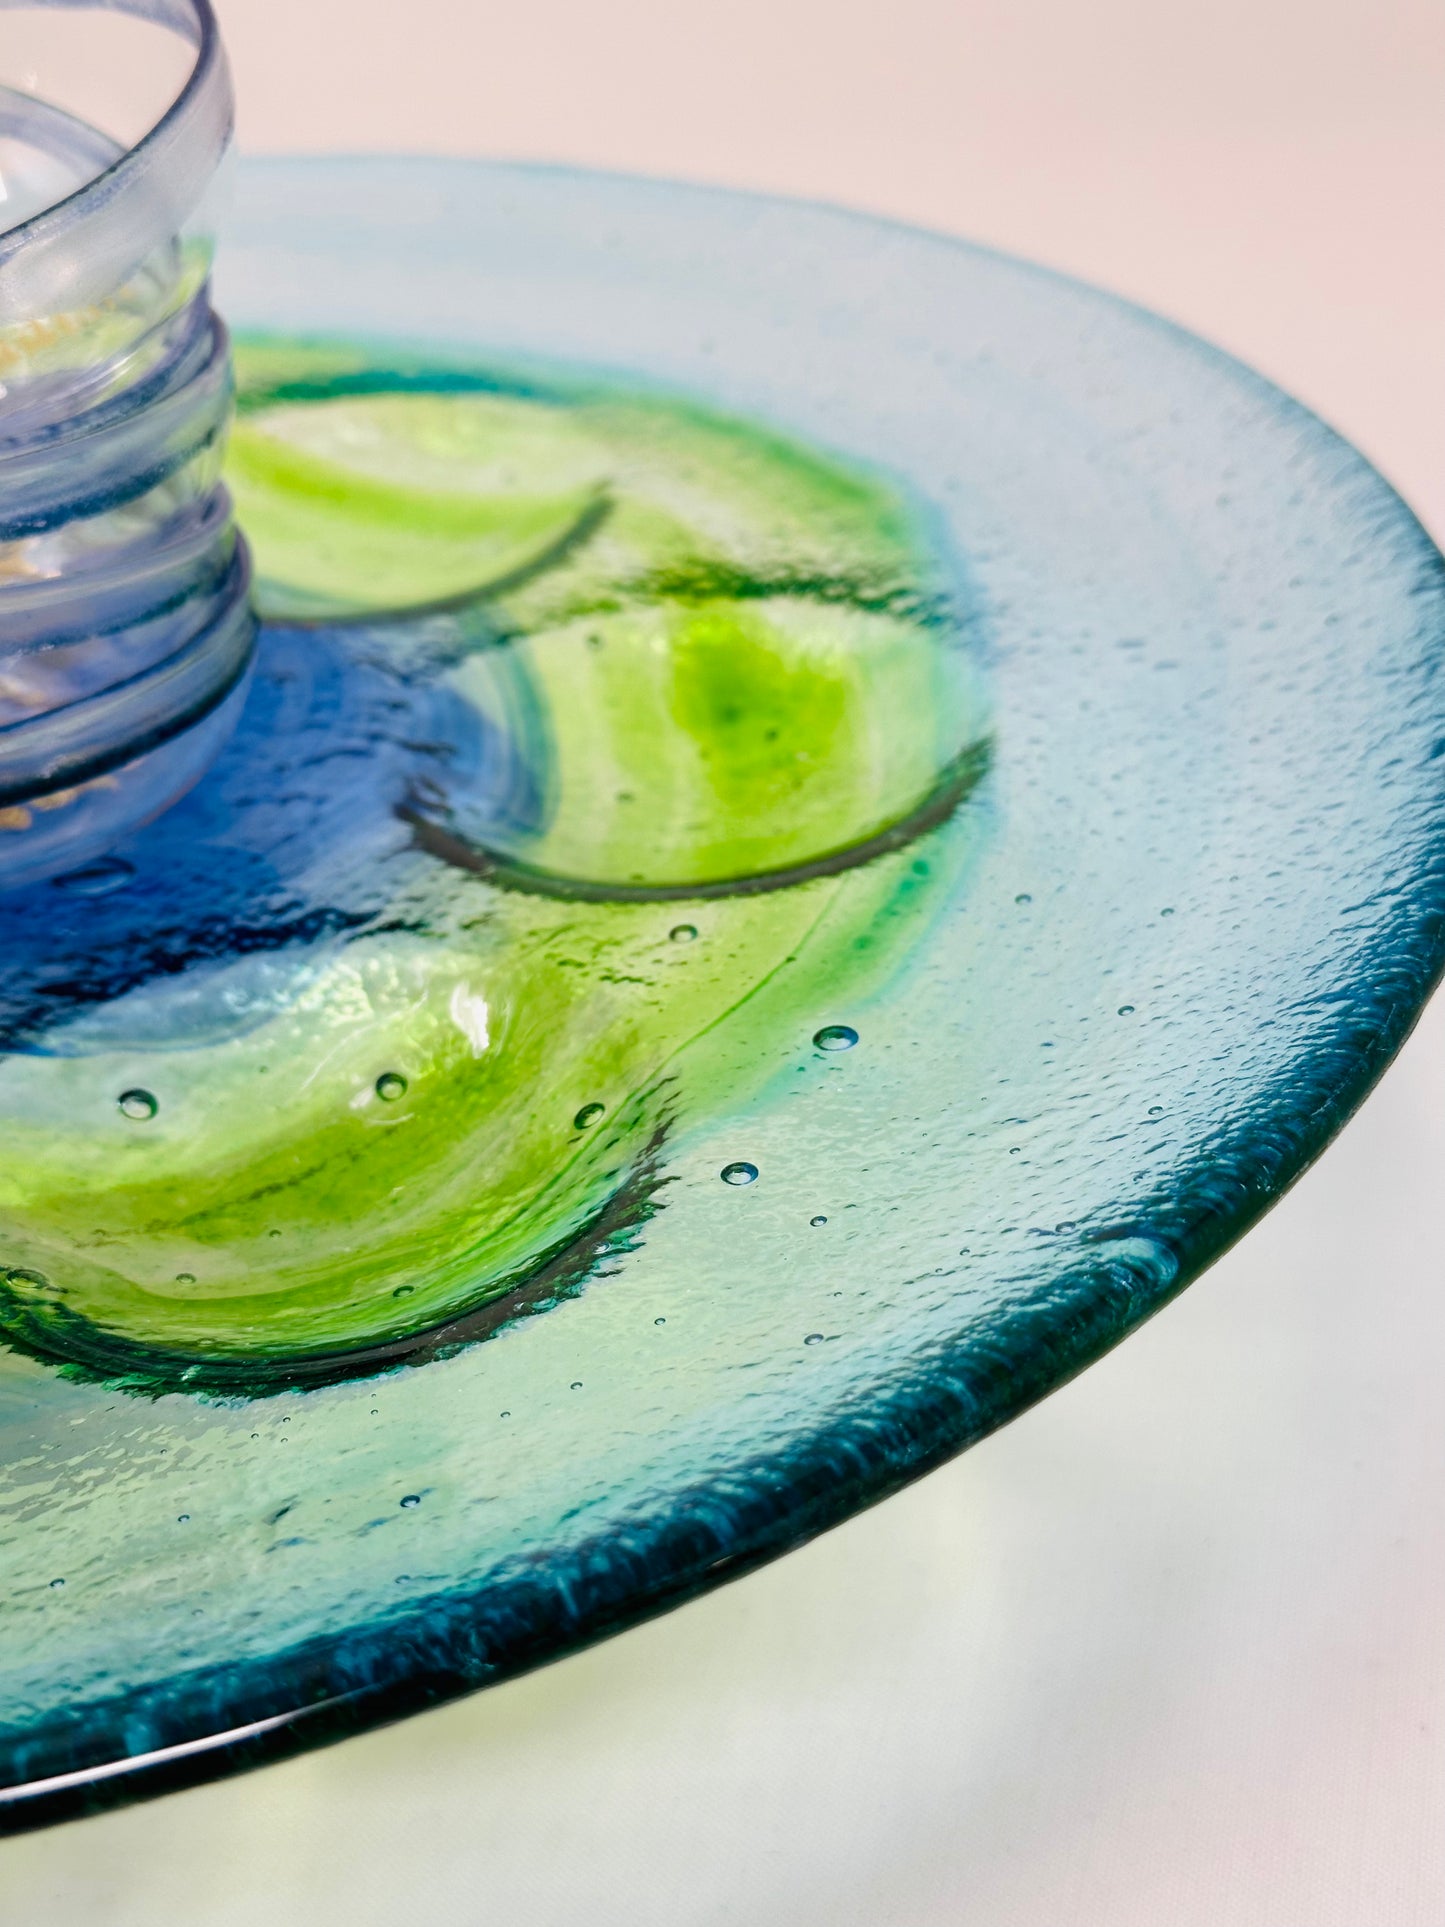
[1, 157, 1443, 1829]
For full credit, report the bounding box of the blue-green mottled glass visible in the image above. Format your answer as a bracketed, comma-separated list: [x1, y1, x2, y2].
[0, 157, 1442, 1829]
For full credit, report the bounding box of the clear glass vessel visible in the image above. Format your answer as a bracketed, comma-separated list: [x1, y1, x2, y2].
[0, 0, 254, 888]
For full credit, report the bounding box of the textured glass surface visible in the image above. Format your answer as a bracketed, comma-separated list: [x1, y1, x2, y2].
[0, 157, 1442, 1829]
[0, 336, 986, 1378]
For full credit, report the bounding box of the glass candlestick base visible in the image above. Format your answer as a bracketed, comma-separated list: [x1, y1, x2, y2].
[0, 0, 253, 889]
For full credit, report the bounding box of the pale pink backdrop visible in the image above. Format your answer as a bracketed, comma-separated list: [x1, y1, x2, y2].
[2, 1, 1443, 1920]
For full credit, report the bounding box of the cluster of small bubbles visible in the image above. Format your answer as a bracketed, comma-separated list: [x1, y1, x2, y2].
[1015, 892, 1033, 905]
[721, 1161, 758, 1186]
[53, 856, 135, 897]
[574, 1102, 606, 1130]
[119, 1088, 157, 1121]
[813, 1024, 859, 1052]
[810, 1215, 828, 1227]
[375, 1072, 408, 1102]
[1117, 1004, 1135, 1017]
[669, 923, 697, 944]
[400, 1494, 421, 1509]
[175, 1272, 196, 1285]
[392, 1284, 414, 1299]
[804, 1333, 825, 1346]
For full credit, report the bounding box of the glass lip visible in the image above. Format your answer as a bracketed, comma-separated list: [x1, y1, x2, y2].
[0, 0, 233, 326]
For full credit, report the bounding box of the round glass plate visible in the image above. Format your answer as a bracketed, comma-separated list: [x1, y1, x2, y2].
[1, 157, 1442, 1829]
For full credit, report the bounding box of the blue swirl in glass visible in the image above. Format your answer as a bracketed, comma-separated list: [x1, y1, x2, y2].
[0, 153, 1441, 1829]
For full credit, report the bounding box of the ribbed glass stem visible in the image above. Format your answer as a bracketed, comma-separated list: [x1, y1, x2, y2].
[0, 0, 252, 888]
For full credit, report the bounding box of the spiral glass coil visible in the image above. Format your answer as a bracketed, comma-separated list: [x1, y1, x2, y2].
[0, 0, 253, 888]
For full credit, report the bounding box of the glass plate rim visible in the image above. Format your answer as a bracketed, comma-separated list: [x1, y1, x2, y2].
[3, 152, 1443, 1834]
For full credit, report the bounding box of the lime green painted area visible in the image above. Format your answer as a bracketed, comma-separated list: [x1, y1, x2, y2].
[0, 339, 986, 1385]
[458, 594, 975, 887]
[0, 846, 959, 1369]
[226, 413, 604, 616]
[228, 336, 925, 624]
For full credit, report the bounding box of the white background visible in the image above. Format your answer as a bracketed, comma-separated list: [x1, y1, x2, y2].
[3, 0, 1444, 1918]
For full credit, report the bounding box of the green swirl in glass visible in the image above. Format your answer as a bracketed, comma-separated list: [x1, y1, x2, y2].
[0, 336, 986, 1386]
[0, 158, 1440, 1833]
